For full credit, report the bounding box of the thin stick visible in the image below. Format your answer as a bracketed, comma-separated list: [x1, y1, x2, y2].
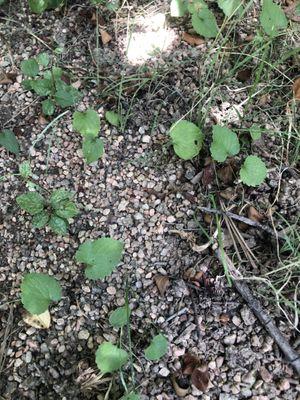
[216, 249, 300, 375]
[199, 207, 286, 240]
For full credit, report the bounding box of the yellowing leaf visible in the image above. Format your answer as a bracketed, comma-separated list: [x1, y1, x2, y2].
[23, 309, 51, 329]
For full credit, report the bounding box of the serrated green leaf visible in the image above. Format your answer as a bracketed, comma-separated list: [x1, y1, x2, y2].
[32, 211, 50, 228]
[240, 155, 267, 186]
[105, 111, 121, 127]
[144, 334, 168, 361]
[49, 215, 68, 235]
[75, 237, 124, 280]
[109, 305, 131, 328]
[19, 161, 32, 179]
[0, 130, 20, 154]
[50, 188, 73, 208]
[55, 201, 79, 220]
[170, 0, 187, 17]
[192, 7, 219, 38]
[30, 79, 52, 96]
[249, 125, 262, 141]
[21, 59, 39, 77]
[82, 137, 104, 164]
[217, 0, 243, 17]
[17, 192, 45, 215]
[73, 109, 100, 137]
[22, 79, 33, 90]
[260, 0, 287, 37]
[42, 99, 55, 116]
[54, 86, 81, 108]
[170, 120, 203, 160]
[36, 52, 50, 67]
[95, 342, 128, 374]
[210, 125, 240, 162]
[21, 272, 62, 314]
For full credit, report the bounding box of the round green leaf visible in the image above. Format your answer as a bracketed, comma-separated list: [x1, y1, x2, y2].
[42, 99, 55, 116]
[75, 237, 124, 280]
[0, 130, 20, 155]
[95, 342, 129, 374]
[240, 155, 267, 187]
[144, 334, 168, 361]
[16, 192, 45, 215]
[21, 272, 62, 314]
[49, 215, 68, 235]
[73, 109, 100, 137]
[20, 59, 39, 77]
[32, 211, 50, 228]
[36, 52, 50, 67]
[260, 0, 287, 37]
[210, 125, 240, 162]
[82, 137, 104, 164]
[109, 305, 131, 328]
[105, 111, 121, 127]
[170, 120, 203, 160]
[192, 8, 219, 38]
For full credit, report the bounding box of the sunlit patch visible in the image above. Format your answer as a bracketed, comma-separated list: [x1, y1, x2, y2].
[125, 13, 177, 65]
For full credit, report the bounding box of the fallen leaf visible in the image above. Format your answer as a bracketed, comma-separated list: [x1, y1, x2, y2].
[0, 71, 17, 85]
[258, 93, 270, 106]
[219, 187, 236, 201]
[191, 366, 210, 392]
[217, 164, 234, 184]
[237, 68, 252, 82]
[247, 206, 264, 222]
[293, 77, 300, 100]
[38, 115, 48, 125]
[154, 274, 170, 296]
[100, 29, 112, 45]
[23, 309, 51, 329]
[182, 353, 200, 375]
[182, 32, 205, 46]
[219, 313, 230, 324]
[171, 375, 189, 397]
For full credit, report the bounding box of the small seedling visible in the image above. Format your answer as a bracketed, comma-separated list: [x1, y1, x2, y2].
[21, 57, 81, 116]
[75, 237, 124, 280]
[0, 130, 20, 155]
[21, 272, 62, 314]
[169, 120, 203, 160]
[72, 109, 104, 164]
[144, 334, 168, 361]
[16, 188, 79, 235]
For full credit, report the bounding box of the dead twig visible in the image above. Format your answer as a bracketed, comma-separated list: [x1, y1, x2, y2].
[199, 206, 286, 240]
[216, 249, 300, 375]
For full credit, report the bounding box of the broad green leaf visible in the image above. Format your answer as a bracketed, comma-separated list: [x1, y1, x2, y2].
[43, 66, 63, 81]
[21, 272, 62, 314]
[120, 393, 141, 400]
[95, 342, 129, 374]
[109, 305, 131, 328]
[28, 0, 48, 13]
[217, 0, 243, 17]
[50, 188, 73, 208]
[144, 334, 168, 361]
[0, 130, 20, 154]
[170, 0, 187, 17]
[240, 155, 267, 186]
[82, 137, 104, 164]
[30, 79, 52, 96]
[73, 109, 100, 137]
[249, 125, 262, 141]
[260, 0, 287, 37]
[170, 120, 203, 160]
[55, 201, 79, 220]
[192, 8, 219, 38]
[75, 237, 124, 280]
[49, 215, 68, 235]
[210, 125, 240, 162]
[105, 111, 121, 127]
[22, 79, 33, 90]
[42, 99, 55, 116]
[20, 59, 39, 77]
[54, 86, 81, 108]
[16, 192, 45, 215]
[32, 211, 50, 228]
[19, 161, 32, 179]
[36, 52, 50, 67]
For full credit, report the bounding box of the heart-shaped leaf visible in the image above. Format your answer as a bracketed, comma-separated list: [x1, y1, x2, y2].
[82, 137, 104, 164]
[21, 273, 62, 314]
[73, 109, 100, 137]
[170, 120, 203, 160]
[144, 334, 168, 361]
[192, 8, 219, 38]
[109, 305, 131, 328]
[75, 237, 124, 280]
[240, 155, 267, 186]
[210, 125, 240, 162]
[0, 130, 20, 154]
[95, 342, 129, 373]
[17, 192, 45, 215]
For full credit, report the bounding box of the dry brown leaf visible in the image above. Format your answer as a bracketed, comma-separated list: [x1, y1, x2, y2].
[219, 313, 230, 324]
[293, 77, 300, 100]
[0, 71, 17, 85]
[219, 187, 236, 201]
[182, 353, 201, 375]
[202, 158, 214, 186]
[182, 32, 205, 46]
[191, 366, 210, 392]
[23, 310, 51, 329]
[100, 29, 112, 45]
[38, 115, 48, 125]
[154, 274, 170, 296]
[203, 213, 212, 224]
[247, 206, 264, 222]
[217, 165, 234, 184]
[171, 375, 189, 397]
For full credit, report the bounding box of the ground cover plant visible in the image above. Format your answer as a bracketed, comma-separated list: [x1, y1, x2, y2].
[0, 0, 299, 398]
